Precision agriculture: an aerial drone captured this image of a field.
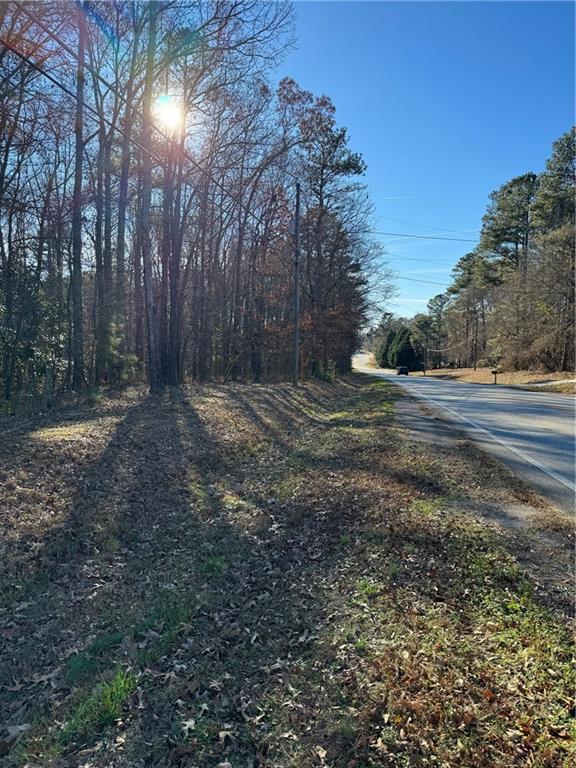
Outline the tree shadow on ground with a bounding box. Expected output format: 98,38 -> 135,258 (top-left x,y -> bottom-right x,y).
0,384 -> 376,750
0,380 -> 572,767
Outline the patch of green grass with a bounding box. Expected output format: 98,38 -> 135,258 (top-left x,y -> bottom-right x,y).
188,477 -> 210,506
355,637 -> 369,654
274,476 -> 301,500
386,560 -> 401,581
441,527 -> 532,602
335,425 -> 367,437
339,533 -> 351,547
364,528 -> 388,545
60,667 -> 136,746
200,555 -> 229,577
188,720 -> 213,746
65,631 -> 124,686
134,592 -> 196,667
7,738 -> 60,767
355,578 -> 380,600
240,439 -> 268,457
329,409 -> 354,421
409,496 -> 444,517
221,490 -> 245,509
334,713 -> 357,741
89,631 -> 124,657
327,711 -> 359,758
341,624 -> 357,644
468,550 -> 530,592
285,449 -> 315,470
101,535 -> 121,554
152,591 -> 195,628
479,590 -> 574,679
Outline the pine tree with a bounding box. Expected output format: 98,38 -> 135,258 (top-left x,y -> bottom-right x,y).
377,329 -> 396,367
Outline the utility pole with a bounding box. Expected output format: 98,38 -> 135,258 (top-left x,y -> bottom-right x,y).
293,182 -> 301,387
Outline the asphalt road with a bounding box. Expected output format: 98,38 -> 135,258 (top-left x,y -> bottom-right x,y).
354,354 -> 576,513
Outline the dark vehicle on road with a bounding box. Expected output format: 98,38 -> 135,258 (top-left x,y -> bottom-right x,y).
397,366 -> 409,375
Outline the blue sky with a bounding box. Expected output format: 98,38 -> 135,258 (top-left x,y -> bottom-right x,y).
278,1 -> 575,317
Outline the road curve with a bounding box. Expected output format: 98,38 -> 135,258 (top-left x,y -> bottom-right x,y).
354,354 -> 576,513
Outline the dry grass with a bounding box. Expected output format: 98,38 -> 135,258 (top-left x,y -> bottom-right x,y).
422,367 -> 575,388
520,382 -> 576,394
0,377 -> 573,767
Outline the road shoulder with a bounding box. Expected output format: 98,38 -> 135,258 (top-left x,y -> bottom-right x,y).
389,385 -> 574,615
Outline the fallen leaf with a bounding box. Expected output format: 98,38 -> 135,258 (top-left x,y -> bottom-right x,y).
314,745 -> 327,761
180,718 -> 196,736
7,724 -> 32,738
4,681 -> 24,692
481,688 -> 496,702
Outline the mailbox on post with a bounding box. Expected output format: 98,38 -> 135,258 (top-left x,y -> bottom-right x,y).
491,369 -> 498,384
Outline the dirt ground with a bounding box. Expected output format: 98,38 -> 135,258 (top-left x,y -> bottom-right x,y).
0,376 -> 574,767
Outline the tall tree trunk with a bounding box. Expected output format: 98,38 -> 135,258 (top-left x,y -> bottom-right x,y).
71,2 -> 86,390
116,14 -> 141,340
103,140 -> 113,370
167,149 -> 185,385
140,1 -> 162,393
94,137 -> 105,383
159,153 -> 172,378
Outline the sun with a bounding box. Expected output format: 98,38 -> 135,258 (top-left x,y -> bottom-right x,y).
154,95 -> 183,132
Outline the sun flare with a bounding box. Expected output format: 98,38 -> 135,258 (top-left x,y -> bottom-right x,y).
154,94 -> 183,132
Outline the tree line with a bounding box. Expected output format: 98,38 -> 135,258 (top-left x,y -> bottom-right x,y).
370,128 -> 575,372
0,1 -> 383,411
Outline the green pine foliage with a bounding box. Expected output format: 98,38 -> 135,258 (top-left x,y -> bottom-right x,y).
388,327 -> 422,371
376,330 -> 397,367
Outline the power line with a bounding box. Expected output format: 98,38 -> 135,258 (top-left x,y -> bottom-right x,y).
423,339 -> 469,353
393,273 -> 559,296
377,214 -> 478,235
386,255 -> 454,265
397,275 -> 448,286
370,230 -> 478,243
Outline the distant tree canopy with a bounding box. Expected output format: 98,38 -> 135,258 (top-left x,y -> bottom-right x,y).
388,327 -> 421,370
0,2 -> 387,411
370,128 -> 575,373
376,329 -> 397,368
373,323 -> 422,371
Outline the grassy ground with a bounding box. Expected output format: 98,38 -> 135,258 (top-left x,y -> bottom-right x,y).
420,368 -> 576,393
0,376 -> 574,767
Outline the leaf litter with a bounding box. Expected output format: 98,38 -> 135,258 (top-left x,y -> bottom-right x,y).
0,377 -> 573,767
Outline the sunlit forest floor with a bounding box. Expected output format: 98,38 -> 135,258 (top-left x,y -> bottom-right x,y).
0,377 -> 574,767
